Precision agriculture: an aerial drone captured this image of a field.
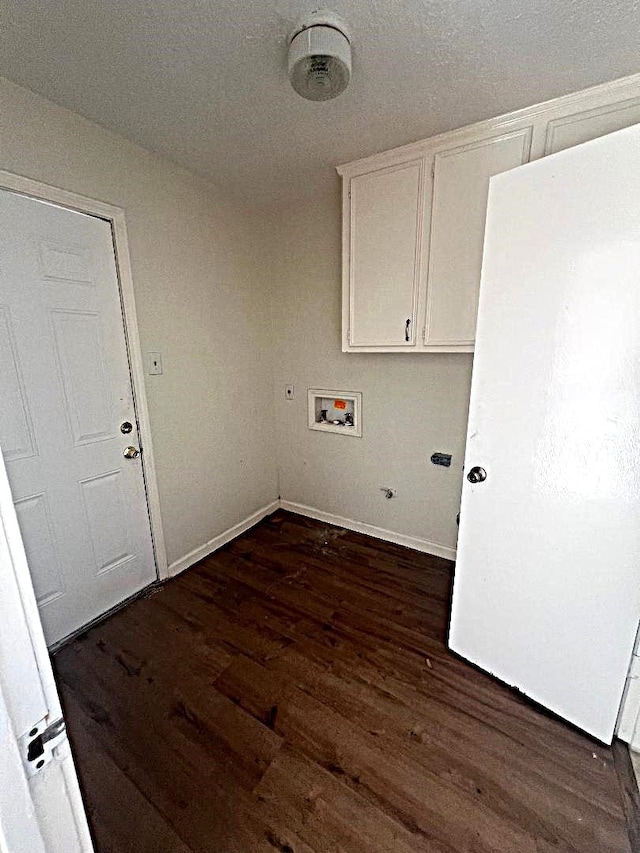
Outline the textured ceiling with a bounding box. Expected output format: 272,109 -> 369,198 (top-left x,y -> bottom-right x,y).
1,0 -> 639,207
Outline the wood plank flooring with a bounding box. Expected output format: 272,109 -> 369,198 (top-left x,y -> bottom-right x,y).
53,511 -> 637,852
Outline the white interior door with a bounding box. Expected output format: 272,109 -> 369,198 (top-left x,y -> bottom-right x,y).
449,123 -> 640,744
0,190 -> 156,645
0,447 -> 92,852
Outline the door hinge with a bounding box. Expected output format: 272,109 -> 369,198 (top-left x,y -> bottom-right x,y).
347,328 -> 351,344
19,717 -> 66,777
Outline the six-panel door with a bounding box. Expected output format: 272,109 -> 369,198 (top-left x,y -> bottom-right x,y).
0,190 -> 157,645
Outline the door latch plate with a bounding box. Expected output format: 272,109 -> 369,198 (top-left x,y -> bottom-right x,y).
19,717 -> 66,777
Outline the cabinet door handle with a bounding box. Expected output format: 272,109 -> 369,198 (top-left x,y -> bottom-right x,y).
405,318 -> 411,341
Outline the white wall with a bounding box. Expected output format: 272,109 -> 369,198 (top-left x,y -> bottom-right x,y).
263,180 -> 473,556
0,79 -> 278,571
0,77 -> 470,570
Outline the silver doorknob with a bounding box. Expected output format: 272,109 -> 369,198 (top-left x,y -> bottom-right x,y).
123,446 -> 140,459
467,466 -> 487,483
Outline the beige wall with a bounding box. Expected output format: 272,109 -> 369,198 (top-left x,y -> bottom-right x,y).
0,77 -> 472,568
264,180 -> 473,555
0,79 -> 278,570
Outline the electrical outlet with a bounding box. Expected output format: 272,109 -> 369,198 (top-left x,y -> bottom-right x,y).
284,384 -> 295,400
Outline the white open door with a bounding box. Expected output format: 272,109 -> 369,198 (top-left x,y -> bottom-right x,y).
450,122 -> 640,744
0,448 -> 92,851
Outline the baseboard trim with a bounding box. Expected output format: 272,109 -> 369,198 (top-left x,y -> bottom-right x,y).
167,500 -> 280,578
279,500 -> 457,561
166,497 -> 456,579
613,741 -> 640,848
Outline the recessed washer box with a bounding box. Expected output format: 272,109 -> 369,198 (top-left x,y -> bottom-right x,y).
308,389 -> 362,437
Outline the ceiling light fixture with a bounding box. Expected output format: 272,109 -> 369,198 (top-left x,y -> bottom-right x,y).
288,10 -> 351,102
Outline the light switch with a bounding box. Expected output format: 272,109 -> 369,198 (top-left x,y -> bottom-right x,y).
147,352 -> 163,375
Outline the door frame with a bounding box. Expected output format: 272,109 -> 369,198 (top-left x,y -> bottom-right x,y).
0,447 -> 93,851
0,168 -> 168,582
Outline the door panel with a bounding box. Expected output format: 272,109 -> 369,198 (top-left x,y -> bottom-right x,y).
50,310 -> 115,445
0,190 -> 156,645
0,307 -> 37,461
349,160 -> 423,346
79,469 -> 134,574
425,128 -> 532,346
14,493 -> 65,606
40,240 -> 93,283
0,450 -> 92,852
449,123 -> 640,744
544,96 -> 640,155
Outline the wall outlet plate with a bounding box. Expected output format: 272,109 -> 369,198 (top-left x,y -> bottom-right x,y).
285,384 -> 295,400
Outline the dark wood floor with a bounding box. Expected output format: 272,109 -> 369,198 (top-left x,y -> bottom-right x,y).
53,511 -> 638,853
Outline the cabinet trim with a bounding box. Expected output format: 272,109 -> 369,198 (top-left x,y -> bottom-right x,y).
337,72 -> 640,179
347,158 -> 425,348
544,95 -> 640,155
339,69 -> 640,354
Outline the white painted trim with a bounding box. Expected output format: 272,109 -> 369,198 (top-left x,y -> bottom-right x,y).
543,94 -> 640,156
339,71 -> 640,355
630,751 -> 640,794
167,495 -> 456,580
279,500 -> 457,561
631,750 -> 640,791
0,169 -> 168,581
618,626 -> 640,750
423,126 -> 533,349
0,450 -> 93,851
167,500 -> 280,578
109,211 -> 167,579
617,649 -> 640,742
631,718 -> 640,753
336,71 -> 640,177
347,159 -> 425,350
0,677 -> 47,853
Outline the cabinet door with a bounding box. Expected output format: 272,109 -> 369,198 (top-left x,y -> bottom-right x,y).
424,128 -> 532,348
347,159 -> 424,348
544,96 -> 640,155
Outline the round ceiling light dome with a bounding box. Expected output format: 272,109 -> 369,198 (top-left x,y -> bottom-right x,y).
288,10 -> 351,102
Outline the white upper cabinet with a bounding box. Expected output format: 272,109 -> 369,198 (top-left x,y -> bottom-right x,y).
348,159 -> 424,347
424,129 -> 532,349
338,72 -> 640,353
543,96 -> 640,155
